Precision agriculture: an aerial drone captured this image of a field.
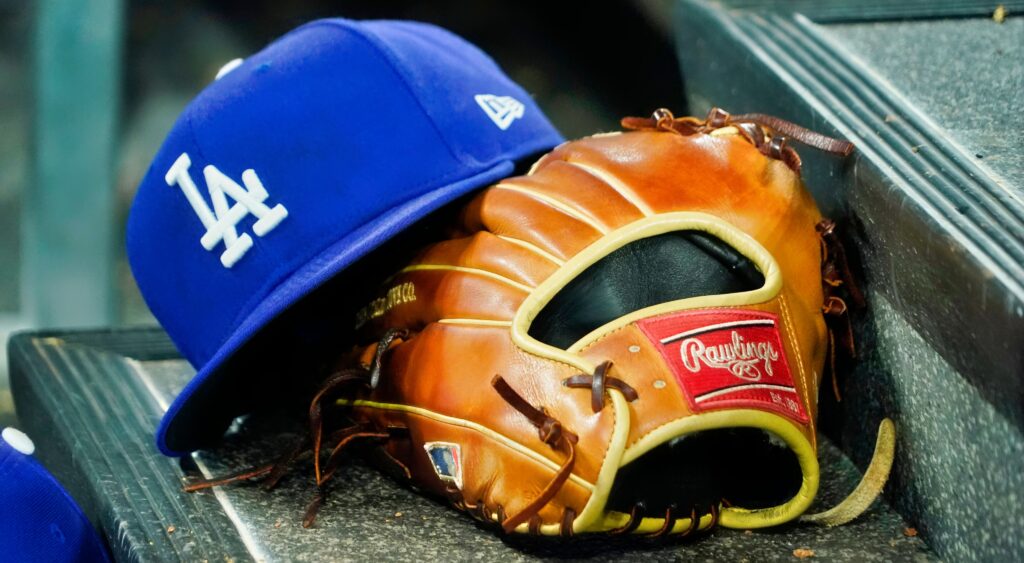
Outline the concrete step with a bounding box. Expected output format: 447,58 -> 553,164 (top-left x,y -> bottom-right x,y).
673,2 -> 1024,561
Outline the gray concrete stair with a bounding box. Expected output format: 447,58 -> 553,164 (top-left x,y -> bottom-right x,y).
673,2 -> 1024,560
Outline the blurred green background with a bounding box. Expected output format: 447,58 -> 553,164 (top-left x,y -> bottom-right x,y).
0,0 -> 681,427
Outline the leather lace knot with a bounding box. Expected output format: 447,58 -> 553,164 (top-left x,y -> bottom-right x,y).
562,361 -> 639,412
539,418 -> 567,446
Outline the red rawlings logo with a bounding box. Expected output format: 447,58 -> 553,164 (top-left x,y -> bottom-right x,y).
637,309 -> 808,423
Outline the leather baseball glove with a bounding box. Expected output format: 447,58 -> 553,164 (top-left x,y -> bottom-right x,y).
189,108 -> 894,537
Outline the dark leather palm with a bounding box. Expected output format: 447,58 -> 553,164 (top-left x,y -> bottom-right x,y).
530,231 -> 765,349
606,428 -> 803,514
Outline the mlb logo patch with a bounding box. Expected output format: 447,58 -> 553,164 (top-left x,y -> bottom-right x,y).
424,442 -> 463,490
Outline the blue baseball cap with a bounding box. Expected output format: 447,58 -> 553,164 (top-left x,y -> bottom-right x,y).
0,428 -> 110,561
127,19 -> 564,456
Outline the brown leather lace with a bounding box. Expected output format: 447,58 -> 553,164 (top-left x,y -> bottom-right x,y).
565,362 -> 634,415
301,427 -> 389,527
730,112 -> 854,155
181,420 -> 388,527
491,375 -> 578,533
622,107 -> 855,173
184,330 -> 406,527
562,361 -> 639,412
307,368 -> 371,483
369,328 -> 408,388
609,503 -> 644,535
816,219 -> 864,402
817,220 -> 864,309
607,501 -> 721,536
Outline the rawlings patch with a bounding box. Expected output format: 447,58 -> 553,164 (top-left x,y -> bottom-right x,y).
424,442 -> 463,489
637,309 -> 808,423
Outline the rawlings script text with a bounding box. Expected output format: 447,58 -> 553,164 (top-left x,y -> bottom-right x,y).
679,330 -> 779,381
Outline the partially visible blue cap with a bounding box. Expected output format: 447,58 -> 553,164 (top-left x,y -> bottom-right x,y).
0,428 -> 110,561
126,19 -> 564,456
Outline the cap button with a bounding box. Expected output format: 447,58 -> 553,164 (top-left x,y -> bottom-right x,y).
2,427 -> 36,455
215,58 -> 245,80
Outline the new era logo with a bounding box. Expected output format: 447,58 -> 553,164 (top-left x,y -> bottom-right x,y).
474,94 -> 525,130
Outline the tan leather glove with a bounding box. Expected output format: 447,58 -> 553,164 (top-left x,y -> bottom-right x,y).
331,108 -> 890,536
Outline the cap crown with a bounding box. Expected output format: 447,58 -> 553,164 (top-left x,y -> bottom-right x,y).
127,19 -> 562,370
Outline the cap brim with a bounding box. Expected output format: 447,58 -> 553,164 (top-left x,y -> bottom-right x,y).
156,161 -> 515,456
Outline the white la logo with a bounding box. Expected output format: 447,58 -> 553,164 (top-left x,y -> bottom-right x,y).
474,94 -> 525,130
164,153 -> 288,268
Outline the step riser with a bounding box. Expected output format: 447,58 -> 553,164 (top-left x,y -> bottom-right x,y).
674,2 -> 1024,560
